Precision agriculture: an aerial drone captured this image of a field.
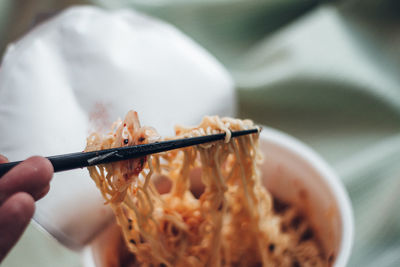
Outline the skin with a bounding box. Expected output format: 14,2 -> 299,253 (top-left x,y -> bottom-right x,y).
0,155 -> 53,263
153,168 -> 205,197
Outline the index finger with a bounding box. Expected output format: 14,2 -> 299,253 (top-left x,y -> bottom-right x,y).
0,156 -> 53,204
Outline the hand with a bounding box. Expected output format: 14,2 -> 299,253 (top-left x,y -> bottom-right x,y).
153,167 -> 205,197
0,155 -> 53,262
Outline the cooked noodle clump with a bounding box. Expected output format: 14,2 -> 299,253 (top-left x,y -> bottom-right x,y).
86,110 -> 327,267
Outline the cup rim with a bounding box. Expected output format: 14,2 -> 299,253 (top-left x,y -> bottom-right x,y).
81,126 -> 354,267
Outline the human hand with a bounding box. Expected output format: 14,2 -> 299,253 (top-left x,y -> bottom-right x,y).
0,155 -> 53,262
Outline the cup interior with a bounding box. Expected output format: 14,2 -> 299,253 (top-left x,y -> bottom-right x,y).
82,127 -> 353,267
258,128 -> 353,266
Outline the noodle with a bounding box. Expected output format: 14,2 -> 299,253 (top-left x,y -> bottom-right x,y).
85,110 -> 328,267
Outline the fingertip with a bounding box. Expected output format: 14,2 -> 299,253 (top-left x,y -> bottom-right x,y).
25,156 -> 54,184
153,174 -> 172,195
6,192 -> 35,221
37,185 -> 50,200
189,168 -> 204,198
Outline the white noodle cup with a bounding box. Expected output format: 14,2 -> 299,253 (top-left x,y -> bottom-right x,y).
81,126 -> 353,267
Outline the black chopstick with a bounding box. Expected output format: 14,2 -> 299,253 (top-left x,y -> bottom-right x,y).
0,128 -> 259,177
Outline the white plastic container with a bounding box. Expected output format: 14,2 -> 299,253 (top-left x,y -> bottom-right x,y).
82,126 -> 354,267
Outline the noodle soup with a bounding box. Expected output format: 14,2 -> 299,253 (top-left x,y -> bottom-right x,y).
82,127 -> 353,267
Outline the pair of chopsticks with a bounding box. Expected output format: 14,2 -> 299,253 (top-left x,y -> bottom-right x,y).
0,128 -> 259,177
